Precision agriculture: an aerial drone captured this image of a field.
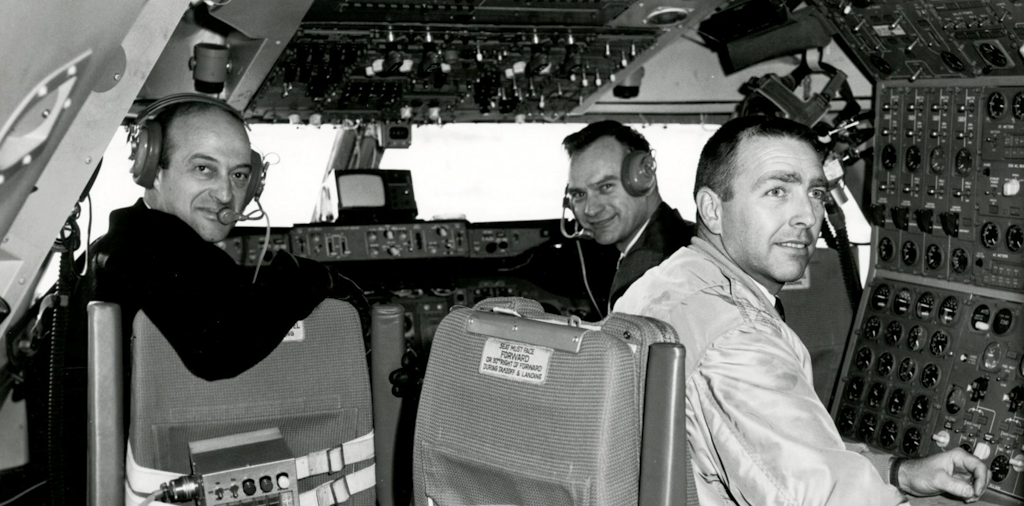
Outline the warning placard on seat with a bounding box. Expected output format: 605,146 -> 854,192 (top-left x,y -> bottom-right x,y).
479,338 -> 553,385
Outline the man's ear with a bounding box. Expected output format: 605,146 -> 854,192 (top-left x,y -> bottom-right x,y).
696,187 -> 723,236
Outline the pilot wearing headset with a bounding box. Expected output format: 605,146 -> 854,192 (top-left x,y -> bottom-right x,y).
563,120 -> 695,313
73,95 -> 369,382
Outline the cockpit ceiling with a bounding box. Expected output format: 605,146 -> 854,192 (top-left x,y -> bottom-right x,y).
245,1 -> 703,124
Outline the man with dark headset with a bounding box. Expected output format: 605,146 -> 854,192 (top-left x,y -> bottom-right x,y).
72,95 -> 370,383
562,120 -> 695,314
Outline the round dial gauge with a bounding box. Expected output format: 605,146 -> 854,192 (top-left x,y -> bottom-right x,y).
901,427 -> 922,456
925,244 -> 943,270
864,316 -> 882,339
921,363 -> 940,388
881,144 -> 898,170
1013,92 -> 1024,120
846,375 -> 865,402
929,147 -> 946,174
930,331 -> 949,356
916,292 -> 935,319
888,388 -> 907,414
954,148 -> 972,176
905,146 -> 922,172
837,406 -> 857,435
901,241 -> 918,266
911,395 -> 930,422
893,289 -> 912,315
898,358 -> 917,383
907,326 -> 924,351
950,248 -> 969,274
885,321 -> 903,346
879,420 -> 899,448
868,382 -> 888,407
876,353 -> 895,377
939,296 -> 958,324
878,238 -> 895,262
855,347 -> 873,371
857,413 -> 878,441
1007,225 -> 1022,252
981,222 -> 999,249
870,284 -> 891,310
988,91 -> 1006,119
992,455 -> 1010,483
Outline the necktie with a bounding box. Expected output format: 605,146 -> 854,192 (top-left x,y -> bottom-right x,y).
774,297 -> 786,323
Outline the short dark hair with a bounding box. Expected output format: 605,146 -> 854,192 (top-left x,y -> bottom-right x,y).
153,102 -> 244,170
562,120 -> 651,158
694,115 -> 822,201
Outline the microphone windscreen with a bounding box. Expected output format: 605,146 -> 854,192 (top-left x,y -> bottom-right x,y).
218,208 -> 240,225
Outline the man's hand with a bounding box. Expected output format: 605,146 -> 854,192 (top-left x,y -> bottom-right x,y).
898,448 -> 990,502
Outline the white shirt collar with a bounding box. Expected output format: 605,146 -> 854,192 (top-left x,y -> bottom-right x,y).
751,279 -> 778,306
617,217 -> 652,266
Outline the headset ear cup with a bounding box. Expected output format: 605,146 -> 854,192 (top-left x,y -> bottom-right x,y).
621,150 -> 656,197
244,150 -> 266,205
130,120 -> 163,189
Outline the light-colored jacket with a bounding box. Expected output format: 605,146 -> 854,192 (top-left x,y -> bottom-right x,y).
615,237 -> 906,506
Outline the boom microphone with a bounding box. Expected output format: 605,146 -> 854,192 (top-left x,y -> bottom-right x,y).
217,208 -> 248,225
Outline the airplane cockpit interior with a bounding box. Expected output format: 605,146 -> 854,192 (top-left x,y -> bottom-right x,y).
1,0 -> 1022,505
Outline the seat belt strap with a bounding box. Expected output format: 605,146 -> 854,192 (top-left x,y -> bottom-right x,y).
295,431 -> 375,479
298,464 -> 376,506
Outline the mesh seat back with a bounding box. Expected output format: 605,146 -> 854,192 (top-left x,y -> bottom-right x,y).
129,299 -> 374,503
413,297 -> 668,506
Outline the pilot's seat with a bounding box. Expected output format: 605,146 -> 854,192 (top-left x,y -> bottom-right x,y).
412,297 -> 695,506
122,298 -> 376,506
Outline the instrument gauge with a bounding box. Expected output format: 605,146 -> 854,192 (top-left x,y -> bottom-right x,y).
898,358 -> 917,383
971,305 -> 991,332
939,296 -> 958,324
885,321 -> 903,346
954,148 -> 972,176
901,427 -> 922,456
921,363 -> 940,388
879,420 -> 899,448
911,395 -> 930,422
864,316 -> 882,340
905,146 -> 921,172
870,284 -> 891,310
855,347 -> 873,371
950,248 -> 969,274
993,308 -> 1013,335
846,375 -> 865,402
988,91 -> 1006,119
991,455 -> 1010,483
1013,92 -> 1024,120
857,413 -> 878,441
915,292 -> 935,319
1007,225 -> 1022,252
930,330 -> 950,356
868,381 -> 888,407
901,240 -> 918,266
837,406 -> 857,435
907,326 -> 924,351
878,238 -> 895,262
981,222 -> 999,249
877,353 -> 895,377
888,388 -> 907,414
893,289 -> 912,315
925,244 -> 943,270
881,144 -> 898,170
929,146 -> 945,174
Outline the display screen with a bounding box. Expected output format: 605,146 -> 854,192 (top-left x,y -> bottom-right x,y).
337,173 -> 386,208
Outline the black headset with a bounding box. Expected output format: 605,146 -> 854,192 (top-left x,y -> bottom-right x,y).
129,93 -> 266,206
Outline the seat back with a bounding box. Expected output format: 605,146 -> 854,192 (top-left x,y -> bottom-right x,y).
128,298 -> 374,505
412,297 -> 685,506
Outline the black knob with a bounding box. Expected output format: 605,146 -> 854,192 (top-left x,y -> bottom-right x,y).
259,476 -> 274,493
242,479 -> 256,496
914,209 -> 934,233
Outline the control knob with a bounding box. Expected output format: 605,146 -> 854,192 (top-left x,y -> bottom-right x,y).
973,441 -> 991,460
1005,178 -> 1021,197
931,430 -> 950,448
